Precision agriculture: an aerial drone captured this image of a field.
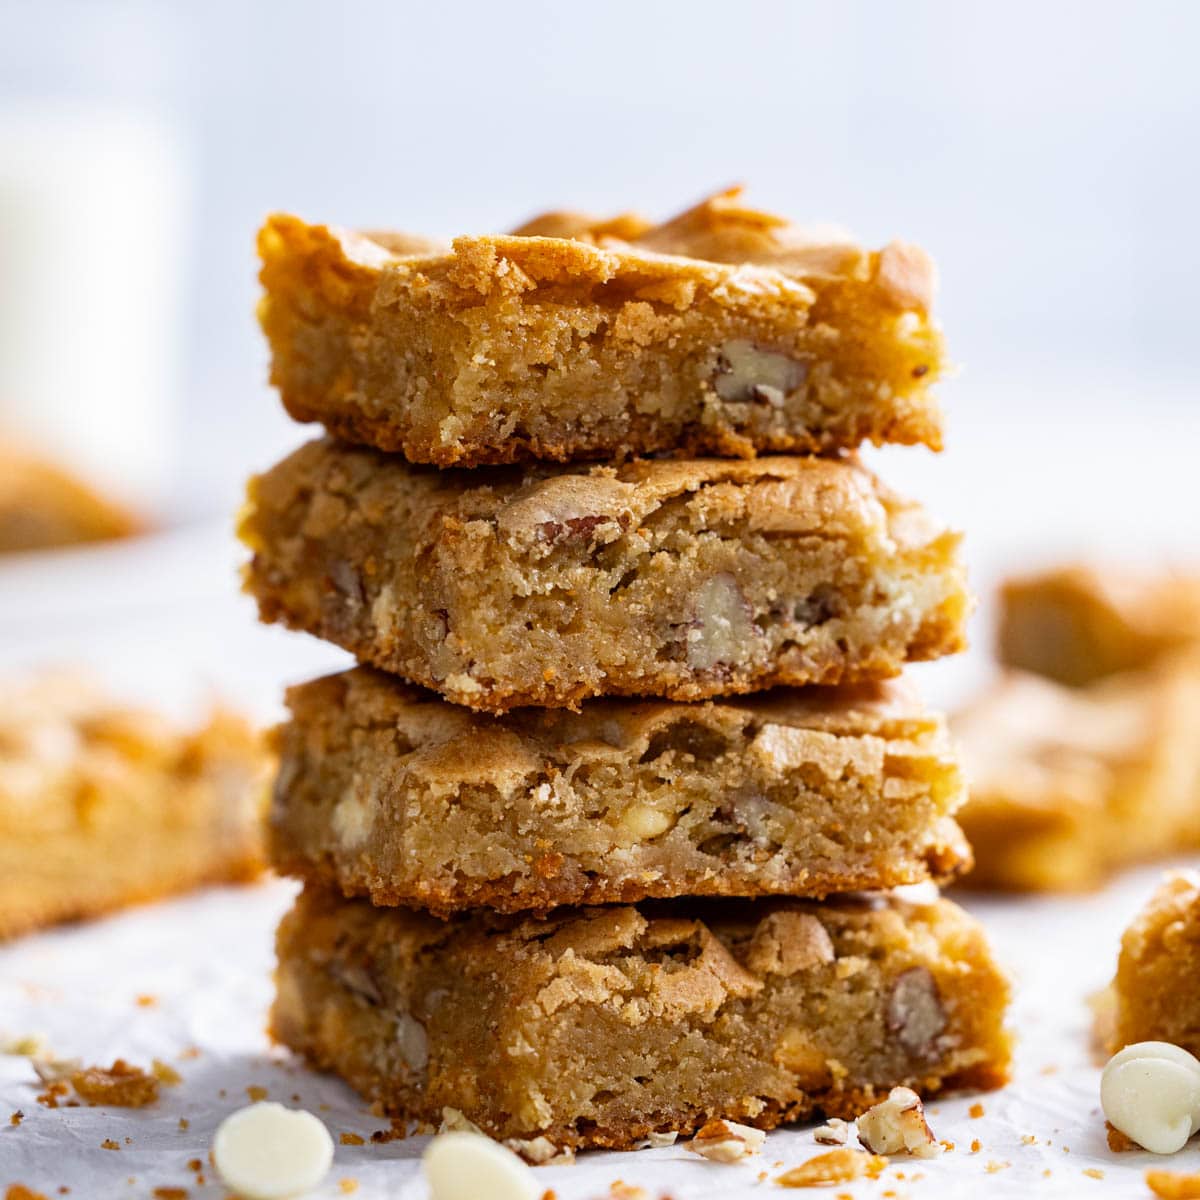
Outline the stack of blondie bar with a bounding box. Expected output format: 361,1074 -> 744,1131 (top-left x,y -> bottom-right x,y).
240,190 -> 1011,1154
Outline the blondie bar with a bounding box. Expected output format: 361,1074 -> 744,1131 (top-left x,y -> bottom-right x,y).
0,440 -> 141,554
0,673 -> 271,939
1105,871 -> 1200,1057
270,667 -> 969,913
998,564 -> 1200,687
954,662 -> 1200,891
241,439 -> 968,712
257,189 -> 946,466
272,887 -> 1011,1151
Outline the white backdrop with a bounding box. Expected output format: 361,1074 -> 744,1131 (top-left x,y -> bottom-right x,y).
1,0 -> 1198,511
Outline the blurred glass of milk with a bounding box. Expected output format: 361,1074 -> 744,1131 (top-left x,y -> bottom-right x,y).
0,103 -> 187,511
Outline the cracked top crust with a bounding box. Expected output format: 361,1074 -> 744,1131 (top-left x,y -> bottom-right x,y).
286,187 -> 934,314
287,665 -> 945,781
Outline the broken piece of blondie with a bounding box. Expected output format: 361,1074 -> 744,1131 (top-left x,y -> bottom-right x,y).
0,673 -> 271,939
954,662 -> 1200,891
257,189 -> 946,467
998,563 -> 1200,687
1105,871 -> 1200,1058
272,887 -> 1011,1151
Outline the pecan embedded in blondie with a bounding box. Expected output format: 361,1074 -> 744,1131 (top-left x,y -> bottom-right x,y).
0,673 -> 271,939
240,439 -> 969,712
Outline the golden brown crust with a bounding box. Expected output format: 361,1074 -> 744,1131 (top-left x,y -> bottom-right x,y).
954,659 -> 1200,891
241,440 -> 969,712
270,666 -> 970,913
0,441 -> 142,554
272,887 -> 1011,1150
257,189 -> 946,466
0,672 -> 272,939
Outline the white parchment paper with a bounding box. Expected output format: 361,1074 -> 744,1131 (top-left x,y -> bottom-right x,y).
4,852 -> 1198,1198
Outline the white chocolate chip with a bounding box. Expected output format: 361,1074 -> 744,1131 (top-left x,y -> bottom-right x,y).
619,803 -> 675,839
423,1130 -> 538,1200
856,1086 -> 941,1159
1101,1041 -> 1200,1154
212,1102 -> 333,1200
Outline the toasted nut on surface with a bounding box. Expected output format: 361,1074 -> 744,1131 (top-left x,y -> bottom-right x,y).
856,1086 -> 941,1159
813,1117 -> 850,1146
687,1118 -> 766,1162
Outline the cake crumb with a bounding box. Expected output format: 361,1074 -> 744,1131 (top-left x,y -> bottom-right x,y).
71,1060 -> 158,1108
151,1059 -> 181,1086
1106,1121 -> 1137,1152
968,1102 -> 985,1118
1147,1169 -> 1200,1198
776,1148 -> 886,1187
177,1117 -> 189,1131
970,1139 -> 981,1154
135,994 -> 157,1008
151,1189 -> 188,1200
1021,1134 -> 1038,1145
10,1109 -> 22,1125
940,1140 -> 955,1152
1082,1168 -> 1104,1180
100,1138 -> 120,1151
340,1132 -> 365,1145
178,1047 -> 201,1061
35,1081 -> 69,1108
338,1182 -> 358,1195
5,1188 -> 49,1200
245,1085 -> 268,1102
985,1160 -> 1010,1173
